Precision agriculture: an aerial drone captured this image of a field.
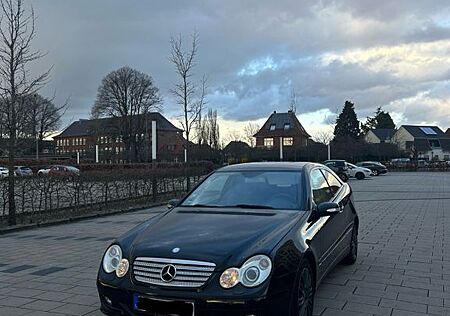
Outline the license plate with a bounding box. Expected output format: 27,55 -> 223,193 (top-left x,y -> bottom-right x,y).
133,294 -> 195,316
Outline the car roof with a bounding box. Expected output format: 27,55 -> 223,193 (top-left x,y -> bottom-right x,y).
217,162 -> 316,172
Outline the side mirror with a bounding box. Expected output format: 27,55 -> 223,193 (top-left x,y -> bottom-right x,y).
167,199 -> 180,209
316,202 -> 341,217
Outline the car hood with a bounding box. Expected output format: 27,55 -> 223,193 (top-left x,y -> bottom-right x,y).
126,207 -> 305,268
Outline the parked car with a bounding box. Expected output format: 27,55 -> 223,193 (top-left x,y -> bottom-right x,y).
37,166 -> 52,176
323,159 -> 349,182
417,160 -> 429,168
48,165 -> 80,177
391,158 -> 410,167
356,161 -> 388,176
346,163 -> 372,180
14,166 -> 33,176
97,162 -> 358,316
0,167 -> 9,178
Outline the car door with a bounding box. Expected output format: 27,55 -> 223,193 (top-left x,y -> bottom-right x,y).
308,168 -> 353,279
306,168 -> 335,277
318,169 -> 354,276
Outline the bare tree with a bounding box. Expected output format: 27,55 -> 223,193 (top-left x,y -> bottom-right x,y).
0,0 -> 51,225
312,129 -> 333,145
288,88 -> 297,113
243,122 -> 259,147
91,66 -> 162,162
198,108 -> 220,149
23,94 -> 66,156
169,32 -> 207,162
225,130 -> 244,144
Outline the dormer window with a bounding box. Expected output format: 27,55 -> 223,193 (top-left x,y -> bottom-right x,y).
269,124 -> 276,131
284,123 -> 290,130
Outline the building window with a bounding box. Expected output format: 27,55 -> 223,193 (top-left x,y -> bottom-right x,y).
283,137 -> 293,146
269,124 -> 276,131
444,155 -> 449,160
284,123 -> 290,130
264,138 -> 274,148
429,140 -> 441,148
167,145 -> 176,151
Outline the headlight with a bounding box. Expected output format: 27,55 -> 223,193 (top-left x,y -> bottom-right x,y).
103,245 -> 122,273
219,255 -> 272,289
219,267 -> 240,289
116,258 -> 129,278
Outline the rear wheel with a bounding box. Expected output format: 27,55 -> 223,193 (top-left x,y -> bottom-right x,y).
372,169 -> 379,176
338,173 -> 348,182
355,172 -> 365,180
342,226 -> 358,265
291,259 -> 314,316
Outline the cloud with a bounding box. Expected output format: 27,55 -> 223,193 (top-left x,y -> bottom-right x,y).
24,0 -> 450,133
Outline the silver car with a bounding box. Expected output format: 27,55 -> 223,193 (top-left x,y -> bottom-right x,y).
0,167 -> 9,178
14,166 -> 33,176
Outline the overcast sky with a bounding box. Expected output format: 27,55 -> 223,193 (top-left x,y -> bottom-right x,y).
31,0 -> 450,138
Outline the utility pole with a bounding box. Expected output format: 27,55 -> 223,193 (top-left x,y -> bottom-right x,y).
151,121 -> 157,161
279,137 -> 283,161
36,137 -> 39,160
328,143 -> 331,160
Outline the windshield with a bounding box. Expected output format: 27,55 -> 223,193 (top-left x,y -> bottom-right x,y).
181,171 -> 304,210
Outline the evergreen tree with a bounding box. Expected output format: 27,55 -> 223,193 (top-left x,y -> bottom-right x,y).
361,107 -> 395,134
376,111 -> 395,129
333,101 -> 361,141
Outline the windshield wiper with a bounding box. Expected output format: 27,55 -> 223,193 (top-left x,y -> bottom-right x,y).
182,204 -> 221,208
227,204 -> 275,209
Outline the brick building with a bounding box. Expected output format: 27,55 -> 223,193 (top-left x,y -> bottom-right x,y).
254,110 -> 310,149
53,113 -> 184,162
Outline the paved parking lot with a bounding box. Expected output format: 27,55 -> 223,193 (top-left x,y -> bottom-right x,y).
0,172 -> 449,316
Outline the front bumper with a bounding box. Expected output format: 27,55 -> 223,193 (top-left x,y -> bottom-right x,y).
97,280 -> 289,316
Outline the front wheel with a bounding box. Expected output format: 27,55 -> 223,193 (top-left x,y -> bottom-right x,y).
291,260 -> 314,316
373,169 -> 379,176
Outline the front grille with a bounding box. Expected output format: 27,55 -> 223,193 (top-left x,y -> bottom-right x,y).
133,257 -> 216,288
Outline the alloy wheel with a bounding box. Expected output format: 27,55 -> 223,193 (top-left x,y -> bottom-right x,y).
350,228 -> 358,259
297,266 -> 314,316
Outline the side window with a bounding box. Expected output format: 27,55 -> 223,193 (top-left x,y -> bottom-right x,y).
322,169 -> 342,195
310,169 -> 333,204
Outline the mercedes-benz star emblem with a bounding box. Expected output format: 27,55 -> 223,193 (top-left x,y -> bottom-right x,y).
172,247 -> 180,253
160,264 -> 177,283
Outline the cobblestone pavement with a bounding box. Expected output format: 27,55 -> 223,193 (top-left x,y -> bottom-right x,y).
0,172 -> 449,316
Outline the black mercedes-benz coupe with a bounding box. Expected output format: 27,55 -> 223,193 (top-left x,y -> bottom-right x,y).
97,162 -> 358,316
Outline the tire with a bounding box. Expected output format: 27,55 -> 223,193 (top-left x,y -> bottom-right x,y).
291,259 -> 315,316
338,173 -> 348,182
355,172 -> 365,180
373,169 -> 379,176
342,225 -> 358,265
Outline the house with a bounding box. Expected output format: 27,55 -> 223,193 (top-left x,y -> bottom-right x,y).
254,110 -> 310,149
365,129 -> 395,144
223,141 -> 250,163
53,112 -> 184,162
392,125 -> 450,161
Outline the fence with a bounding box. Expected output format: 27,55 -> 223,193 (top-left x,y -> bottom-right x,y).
0,162 -> 214,227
